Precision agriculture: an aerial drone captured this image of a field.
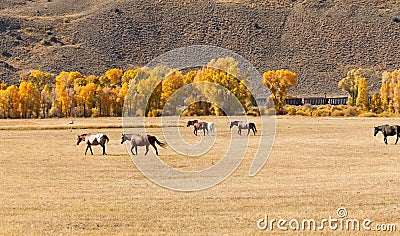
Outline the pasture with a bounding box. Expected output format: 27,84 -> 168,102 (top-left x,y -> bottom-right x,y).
1,116 -> 400,234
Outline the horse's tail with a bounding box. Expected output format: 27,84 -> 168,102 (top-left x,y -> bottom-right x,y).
152,136 -> 167,148
103,134 -> 110,143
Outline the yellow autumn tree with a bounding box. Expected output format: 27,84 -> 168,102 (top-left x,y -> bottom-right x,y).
122,69 -> 140,84
28,70 -> 52,91
110,86 -> 121,116
380,72 -> 391,111
41,84 -> 53,118
19,81 -> 40,118
97,86 -> 113,116
6,85 -> 20,118
338,68 -> 363,106
75,82 -> 98,117
381,70 -> 400,113
355,77 -> 369,111
263,69 -> 298,114
161,70 -> 184,115
105,68 -> 123,87
54,71 -> 76,117
370,93 -> 383,114
118,81 -> 130,115
0,84 -> 8,118
137,75 -> 162,116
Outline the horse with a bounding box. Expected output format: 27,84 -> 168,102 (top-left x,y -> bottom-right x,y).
77,133 -> 109,155
230,121 -> 257,136
374,124 -> 400,145
206,122 -> 215,135
120,134 -> 166,156
187,120 -> 208,136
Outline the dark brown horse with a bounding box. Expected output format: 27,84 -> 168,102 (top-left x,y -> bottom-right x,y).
374,125 -> 400,145
230,121 -> 257,135
121,134 -> 166,155
77,133 -> 109,155
187,120 -> 208,136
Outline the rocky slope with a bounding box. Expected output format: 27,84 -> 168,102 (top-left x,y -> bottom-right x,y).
0,0 -> 399,96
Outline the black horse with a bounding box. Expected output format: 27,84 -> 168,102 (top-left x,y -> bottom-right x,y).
374,124 -> 400,145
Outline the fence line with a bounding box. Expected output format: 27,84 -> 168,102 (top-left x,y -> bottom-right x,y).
255,97 -> 349,106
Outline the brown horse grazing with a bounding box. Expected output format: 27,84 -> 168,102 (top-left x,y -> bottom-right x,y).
77,133 -> 109,155
187,120 -> 208,136
374,125 -> 400,145
121,134 -> 166,156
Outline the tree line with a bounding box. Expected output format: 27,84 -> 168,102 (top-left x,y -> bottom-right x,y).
2,57 -> 398,119
0,57 -> 297,118
338,68 -> 400,115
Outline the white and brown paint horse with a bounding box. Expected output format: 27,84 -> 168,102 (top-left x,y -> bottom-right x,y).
77,133 -> 109,155
121,134 -> 166,156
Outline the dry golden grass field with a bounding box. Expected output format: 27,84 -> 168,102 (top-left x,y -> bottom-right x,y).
1,116 -> 400,235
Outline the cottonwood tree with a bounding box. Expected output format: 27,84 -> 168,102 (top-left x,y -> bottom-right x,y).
338,68 -> 364,106
19,81 -> 40,118
6,85 -> 20,118
161,70 -> 184,115
380,70 -> 400,113
105,68 -> 123,88
28,70 -> 53,91
356,77 -> 369,111
262,69 -> 297,114
370,93 -> 383,114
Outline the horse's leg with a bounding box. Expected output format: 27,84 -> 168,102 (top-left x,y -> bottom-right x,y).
247,127 -> 250,135
85,145 -> 89,155
396,133 -> 399,145
135,146 -> 138,155
252,127 -> 256,136
384,135 -> 388,145
130,145 -> 135,155
152,143 -> 158,156
102,144 -> 106,155
203,128 -> 206,136
238,127 -> 241,135
145,145 -> 149,155
89,145 -> 93,155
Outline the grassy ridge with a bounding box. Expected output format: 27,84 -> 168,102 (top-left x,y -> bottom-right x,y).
1,0 -> 400,95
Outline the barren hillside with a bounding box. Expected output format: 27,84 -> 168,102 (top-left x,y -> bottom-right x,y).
0,0 -> 399,96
